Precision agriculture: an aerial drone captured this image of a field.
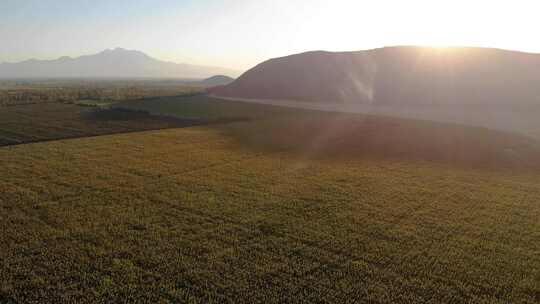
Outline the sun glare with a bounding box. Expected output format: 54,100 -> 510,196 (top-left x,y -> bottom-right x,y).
286,0 -> 540,57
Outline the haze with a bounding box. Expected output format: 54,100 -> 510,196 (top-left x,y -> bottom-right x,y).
1,0 -> 540,71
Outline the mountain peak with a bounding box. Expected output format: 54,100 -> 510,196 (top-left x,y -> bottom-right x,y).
100,47 -> 145,55
92,48 -> 154,63
102,47 -> 128,52
0,49 -> 240,79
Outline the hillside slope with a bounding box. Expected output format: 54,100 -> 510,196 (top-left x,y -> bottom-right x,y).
211,46 -> 540,106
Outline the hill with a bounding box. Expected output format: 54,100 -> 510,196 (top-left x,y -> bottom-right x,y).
0,48 -> 240,79
200,75 -> 235,86
210,46 -> 540,106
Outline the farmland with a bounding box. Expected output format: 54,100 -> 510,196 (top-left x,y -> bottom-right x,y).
2,96 -> 540,303
0,79 -> 203,106
0,101 -> 243,146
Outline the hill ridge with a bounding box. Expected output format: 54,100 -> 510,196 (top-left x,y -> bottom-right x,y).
211,46 -> 540,106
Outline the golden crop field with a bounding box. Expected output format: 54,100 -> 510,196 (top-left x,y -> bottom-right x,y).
2,97 -> 540,303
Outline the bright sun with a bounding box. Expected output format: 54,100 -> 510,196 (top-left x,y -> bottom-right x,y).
287,0 -> 540,55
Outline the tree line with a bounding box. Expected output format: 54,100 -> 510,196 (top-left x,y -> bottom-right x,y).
0,86 -> 202,106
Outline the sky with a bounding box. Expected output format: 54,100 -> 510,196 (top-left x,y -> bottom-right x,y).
1,0 -> 539,71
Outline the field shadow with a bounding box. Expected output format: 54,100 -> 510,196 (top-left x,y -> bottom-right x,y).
83,107 -> 203,124
214,112 -> 540,172
92,96 -> 540,172
0,104 -> 248,147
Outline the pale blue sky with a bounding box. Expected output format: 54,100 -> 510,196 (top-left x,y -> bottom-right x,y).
1,0 -> 539,71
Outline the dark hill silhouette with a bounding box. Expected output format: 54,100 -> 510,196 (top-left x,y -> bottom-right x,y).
200,75 -> 235,86
211,46 -> 540,106
0,48 -> 239,79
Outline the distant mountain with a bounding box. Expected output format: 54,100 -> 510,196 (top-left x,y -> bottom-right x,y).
211,46 -> 540,106
200,75 -> 235,86
0,48 -> 239,79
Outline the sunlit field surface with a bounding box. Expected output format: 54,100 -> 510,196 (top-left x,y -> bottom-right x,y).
2,97 -> 540,303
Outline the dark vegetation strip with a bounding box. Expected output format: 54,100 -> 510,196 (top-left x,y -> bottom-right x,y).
0,100 -> 63,107
0,107 -> 248,148
0,122 -> 228,148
